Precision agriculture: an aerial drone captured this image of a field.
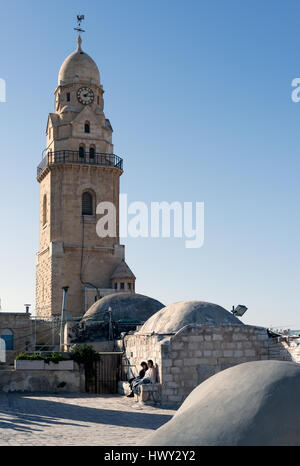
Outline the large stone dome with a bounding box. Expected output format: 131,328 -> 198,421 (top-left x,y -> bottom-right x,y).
58,42 -> 100,86
81,293 -> 164,323
139,301 -> 242,334
144,360 -> 300,446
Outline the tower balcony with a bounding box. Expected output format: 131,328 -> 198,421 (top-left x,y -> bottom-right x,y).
37,150 -> 123,178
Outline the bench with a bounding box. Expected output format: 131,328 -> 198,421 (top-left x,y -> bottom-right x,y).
118,380 -> 162,404
134,383 -> 162,404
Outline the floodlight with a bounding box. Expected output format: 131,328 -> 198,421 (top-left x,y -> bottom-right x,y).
231,305 -> 248,317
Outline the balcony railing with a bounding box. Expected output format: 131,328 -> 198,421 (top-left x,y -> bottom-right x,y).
37,150 -> 123,176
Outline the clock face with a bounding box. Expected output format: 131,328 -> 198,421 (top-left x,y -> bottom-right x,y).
77,87 -> 94,105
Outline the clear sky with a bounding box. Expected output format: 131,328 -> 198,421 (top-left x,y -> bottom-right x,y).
0,0 -> 299,328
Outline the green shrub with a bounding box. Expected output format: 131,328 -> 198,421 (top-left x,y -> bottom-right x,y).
69,345 -> 99,392
69,344 -> 99,365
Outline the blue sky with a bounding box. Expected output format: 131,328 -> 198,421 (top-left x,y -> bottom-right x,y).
0,0 -> 299,328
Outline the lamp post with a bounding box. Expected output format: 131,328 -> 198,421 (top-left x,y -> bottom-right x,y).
60,287 -> 69,352
108,306 -> 113,341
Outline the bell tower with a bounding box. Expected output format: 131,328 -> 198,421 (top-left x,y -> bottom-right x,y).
36,19 -> 135,319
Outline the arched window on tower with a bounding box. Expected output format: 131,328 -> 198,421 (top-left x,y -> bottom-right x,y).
43,194 -> 47,226
89,146 -> 95,159
84,122 -> 90,134
79,145 -> 85,158
82,191 -> 93,216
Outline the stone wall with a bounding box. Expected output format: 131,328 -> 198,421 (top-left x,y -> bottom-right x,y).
124,324 -> 292,406
0,313 -> 34,364
159,324 -> 270,405
0,365 -> 84,393
123,333 -> 167,382
268,335 -> 300,363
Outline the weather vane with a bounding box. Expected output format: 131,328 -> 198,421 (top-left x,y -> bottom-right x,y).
74,15 -> 85,50
74,14 -> 85,34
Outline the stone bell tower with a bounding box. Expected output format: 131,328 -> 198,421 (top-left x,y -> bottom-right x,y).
36,21 -> 135,319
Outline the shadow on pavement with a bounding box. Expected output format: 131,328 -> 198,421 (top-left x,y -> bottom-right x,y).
0,393 -> 174,434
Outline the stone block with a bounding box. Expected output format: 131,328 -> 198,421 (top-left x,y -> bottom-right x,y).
173,359 -> 183,367
162,359 -> 172,367
232,334 -> 248,341
167,381 -> 179,388
46,361 -> 74,371
189,336 -> 204,342
172,342 -> 184,350
183,358 -> 198,366
167,395 -> 182,403
188,343 -> 199,351
203,342 -> 214,350
212,334 -> 223,341
15,360 -> 45,370
164,389 -> 175,396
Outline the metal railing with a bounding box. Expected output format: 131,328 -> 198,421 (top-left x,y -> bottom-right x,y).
37,150 -> 123,176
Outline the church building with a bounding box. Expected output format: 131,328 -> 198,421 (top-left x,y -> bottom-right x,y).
36,28 -> 135,319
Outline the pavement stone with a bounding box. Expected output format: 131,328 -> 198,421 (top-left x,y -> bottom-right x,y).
0,393 -> 175,446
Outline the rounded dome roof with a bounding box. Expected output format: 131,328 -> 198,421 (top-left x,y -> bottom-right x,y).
58,43 -> 100,86
81,293 -> 164,323
144,360 -> 300,446
139,301 -> 242,334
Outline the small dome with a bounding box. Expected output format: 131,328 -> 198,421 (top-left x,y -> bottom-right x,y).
144,360 -> 300,446
58,42 -> 100,86
139,301 -> 242,334
81,293 -> 164,323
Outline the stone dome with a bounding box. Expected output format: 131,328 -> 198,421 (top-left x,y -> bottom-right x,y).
144,360 -> 300,446
81,293 -> 164,323
139,301 -> 242,334
58,41 -> 100,86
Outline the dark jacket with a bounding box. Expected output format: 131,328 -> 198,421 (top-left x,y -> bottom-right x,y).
139,368 -> 146,379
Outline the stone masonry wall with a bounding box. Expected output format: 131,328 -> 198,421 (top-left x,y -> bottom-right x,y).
268,335 -> 300,363
160,324 -> 270,405
0,366 -> 84,393
0,313 -> 34,364
123,333 -> 168,382
124,324 -> 277,406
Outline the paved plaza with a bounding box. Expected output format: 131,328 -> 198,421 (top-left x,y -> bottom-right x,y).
0,393 -> 175,446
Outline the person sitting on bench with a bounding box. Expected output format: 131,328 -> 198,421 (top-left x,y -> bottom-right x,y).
127,361 -> 147,397
131,360 -> 157,396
